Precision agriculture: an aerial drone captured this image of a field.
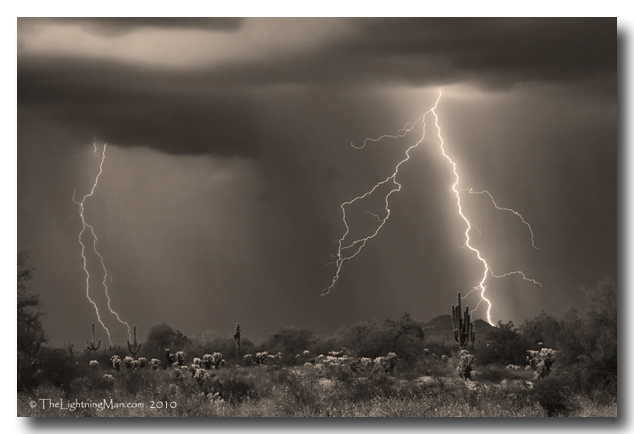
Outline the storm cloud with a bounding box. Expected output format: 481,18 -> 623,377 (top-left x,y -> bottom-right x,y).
18,18 -> 615,156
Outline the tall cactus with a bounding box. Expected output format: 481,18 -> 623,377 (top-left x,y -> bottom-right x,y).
86,323 -> 101,354
452,293 -> 475,347
64,341 -> 74,356
127,325 -> 142,356
233,323 -> 241,358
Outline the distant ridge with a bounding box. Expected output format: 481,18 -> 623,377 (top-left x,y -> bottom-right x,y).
422,315 -> 496,339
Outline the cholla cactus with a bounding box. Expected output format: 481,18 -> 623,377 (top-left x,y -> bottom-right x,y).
329,350 -> 344,357
103,373 -> 115,383
374,352 -> 398,374
122,356 -> 134,368
441,354 -> 449,363
175,351 -> 185,366
194,368 -> 208,384
350,357 -> 373,373
506,364 -> 521,371
89,360 -> 99,369
456,350 -> 475,380
255,351 -> 269,366
424,348 -> 429,357
243,354 -> 255,366
131,359 -> 140,369
359,357 -> 373,370
302,350 -> 310,357
201,352 -> 224,369
149,358 -> 161,370
212,352 -> 224,369
526,348 -> 557,379
138,357 -> 147,369
165,349 -> 175,367
192,357 -> 202,366
323,355 -> 340,366
111,355 -> 122,371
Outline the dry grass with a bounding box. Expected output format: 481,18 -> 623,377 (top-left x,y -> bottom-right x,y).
17,363 -> 617,417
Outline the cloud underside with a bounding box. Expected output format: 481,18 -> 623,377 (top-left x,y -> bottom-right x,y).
23,17 -> 245,36
18,18 -> 616,156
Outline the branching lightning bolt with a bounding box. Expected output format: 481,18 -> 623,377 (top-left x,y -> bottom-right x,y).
73,143 -> 131,345
460,188 -> 539,250
325,90 -> 543,326
323,99 -> 440,296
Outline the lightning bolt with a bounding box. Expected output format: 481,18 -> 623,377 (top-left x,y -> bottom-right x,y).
73,143 -> 131,345
323,99 -> 439,296
460,188 -> 539,250
325,90 -> 542,326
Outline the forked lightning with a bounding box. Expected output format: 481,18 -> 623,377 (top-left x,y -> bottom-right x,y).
325,91 -> 542,325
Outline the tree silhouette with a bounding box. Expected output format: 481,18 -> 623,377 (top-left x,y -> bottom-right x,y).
17,250 -> 48,355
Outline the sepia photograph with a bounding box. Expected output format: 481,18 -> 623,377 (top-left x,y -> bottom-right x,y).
16,16 -> 617,418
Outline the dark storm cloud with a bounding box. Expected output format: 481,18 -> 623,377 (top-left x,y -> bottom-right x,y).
26,17 -> 244,36
205,18 -> 615,89
357,18 -> 616,86
18,57 -> 259,156
17,18 -> 616,156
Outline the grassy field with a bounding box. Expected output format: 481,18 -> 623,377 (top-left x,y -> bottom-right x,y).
17,354 -> 617,417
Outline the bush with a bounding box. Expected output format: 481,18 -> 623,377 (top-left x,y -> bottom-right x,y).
530,375 -> 577,417
24,348 -> 86,393
273,368 -> 322,416
204,368 -> 256,404
475,321 -> 532,365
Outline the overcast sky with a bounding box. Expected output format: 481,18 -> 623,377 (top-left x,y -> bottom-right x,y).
17,17 -> 616,345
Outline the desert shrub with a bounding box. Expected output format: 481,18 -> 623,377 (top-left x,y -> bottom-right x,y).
530,375 -> 577,417
520,277 -> 617,399
26,348 -> 87,393
143,323 -> 189,360
273,368 -> 322,415
186,334 -> 254,363
322,362 -> 354,384
206,369 -> 256,404
114,368 -> 152,396
68,369 -> 116,395
475,321 -> 532,365
341,371 -> 399,403
309,337 -> 340,357
574,276 -> 617,397
259,327 -> 315,360
339,313 -> 425,363
519,311 -> 561,348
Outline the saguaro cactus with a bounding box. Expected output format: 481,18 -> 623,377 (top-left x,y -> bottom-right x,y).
127,325 -> 142,356
452,293 -> 475,347
63,341 -> 74,356
86,323 -> 101,354
233,323 -> 241,357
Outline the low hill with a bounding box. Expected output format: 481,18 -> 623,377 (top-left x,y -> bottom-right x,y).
421,315 -> 496,340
